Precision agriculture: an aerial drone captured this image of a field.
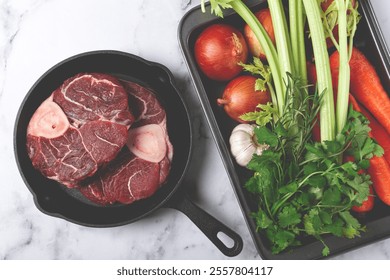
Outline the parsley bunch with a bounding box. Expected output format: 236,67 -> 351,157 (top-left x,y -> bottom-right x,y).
245,77 -> 383,256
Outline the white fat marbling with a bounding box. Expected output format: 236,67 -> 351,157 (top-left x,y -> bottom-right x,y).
0,0 -> 390,260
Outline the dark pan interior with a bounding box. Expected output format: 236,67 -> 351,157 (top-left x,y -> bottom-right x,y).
14,51 -> 192,227
179,0 -> 390,259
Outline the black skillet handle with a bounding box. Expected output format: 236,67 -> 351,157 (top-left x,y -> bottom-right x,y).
166,189 -> 243,257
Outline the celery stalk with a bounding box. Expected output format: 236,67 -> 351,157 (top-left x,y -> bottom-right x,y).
268,0 -> 294,80
335,0 -> 350,134
303,0 -> 335,141
348,1 -> 360,59
229,1 -> 284,114
320,0 -> 360,133
289,0 -> 307,84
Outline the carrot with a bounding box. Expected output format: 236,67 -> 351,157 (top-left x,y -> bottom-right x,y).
330,47 -> 390,135
307,60 -> 317,86
349,95 -> 390,206
369,156 -> 390,206
352,186 -> 375,213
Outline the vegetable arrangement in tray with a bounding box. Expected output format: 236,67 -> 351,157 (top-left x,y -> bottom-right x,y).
195,0 -> 390,256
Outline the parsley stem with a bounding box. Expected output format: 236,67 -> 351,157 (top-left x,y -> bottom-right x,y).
299,165 -> 336,188
271,192 -> 294,216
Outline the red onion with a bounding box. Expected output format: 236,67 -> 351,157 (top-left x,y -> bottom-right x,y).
217,75 -> 271,123
244,8 -> 275,60
194,23 -> 248,81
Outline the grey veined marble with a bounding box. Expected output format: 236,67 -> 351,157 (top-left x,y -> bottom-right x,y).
1,0 -> 390,260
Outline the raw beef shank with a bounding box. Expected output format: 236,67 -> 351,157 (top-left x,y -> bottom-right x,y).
78,80 -> 173,205
26,73 -> 134,187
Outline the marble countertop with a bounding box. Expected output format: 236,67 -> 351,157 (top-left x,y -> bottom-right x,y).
1,0 -> 390,260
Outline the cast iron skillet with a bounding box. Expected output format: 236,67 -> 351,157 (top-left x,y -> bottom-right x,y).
13,51 -> 243,257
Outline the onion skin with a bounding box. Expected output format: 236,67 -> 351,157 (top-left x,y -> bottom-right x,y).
217,75 -> 271,123
244,8 -> 275,60
194,23 -> 248,81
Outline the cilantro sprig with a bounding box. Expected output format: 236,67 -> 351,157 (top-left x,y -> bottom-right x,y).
245,78 -> 383,256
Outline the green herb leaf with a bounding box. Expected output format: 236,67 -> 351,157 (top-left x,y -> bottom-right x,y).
323,140 -> 343,155
322,245 -> 330,257
240,102 -> 277,127
274,121 -> 288,137
319,210 -> 332,225
252,209 -> 273,230
278,205 -> 301,228
267,227 -> 299,254
255,79 -> 267,91
304,209 -> 322,236
322,186 -> 342,206
254,126 -> 279,147
279,182 -> 298,195
202,0 -> 234,18
305,143 -> 326,158
307,175 -> 327,188
323,217 -> 344,237
239,57 -> 272,92
339,211 -> 363,239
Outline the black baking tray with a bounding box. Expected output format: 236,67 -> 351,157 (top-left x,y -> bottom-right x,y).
178,0 -> 390,259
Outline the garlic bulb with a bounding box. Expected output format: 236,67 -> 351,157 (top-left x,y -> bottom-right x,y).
229,124 -> 268,167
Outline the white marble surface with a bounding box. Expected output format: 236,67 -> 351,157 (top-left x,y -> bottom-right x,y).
0,0 -> 390,260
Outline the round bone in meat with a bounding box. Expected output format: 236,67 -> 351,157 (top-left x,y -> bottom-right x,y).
77,80 -> 174,205
127,124 -> 167,163
27,96 -> 69,138
26,73 -> 134,187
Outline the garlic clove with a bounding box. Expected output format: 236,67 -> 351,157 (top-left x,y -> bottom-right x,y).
231,123 -> 255,135
230,131 -> 252,148
229,123 -> 259,167
234,144 -> 257,166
